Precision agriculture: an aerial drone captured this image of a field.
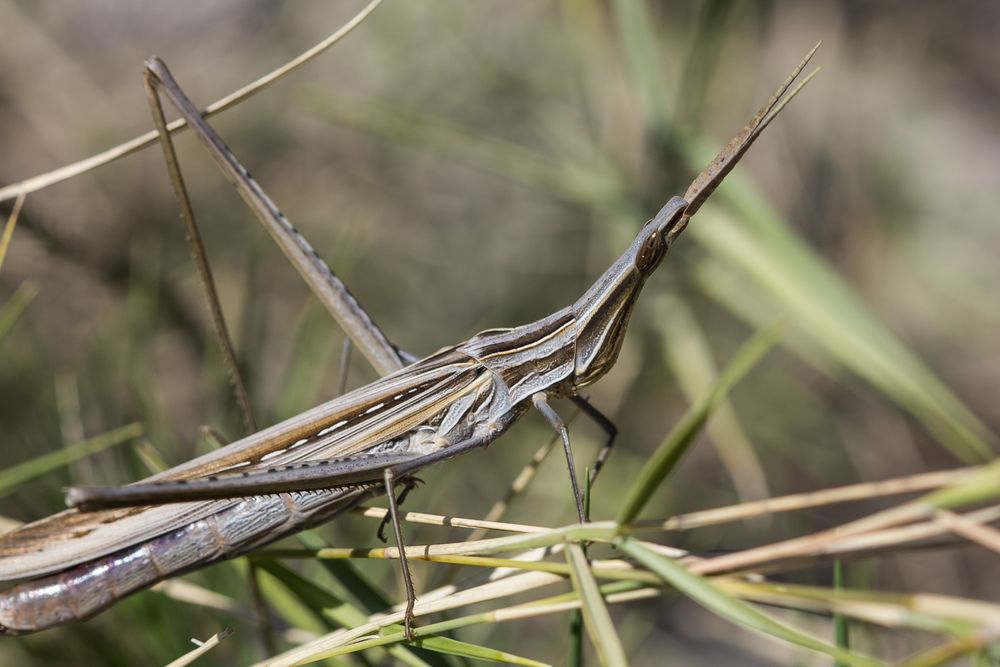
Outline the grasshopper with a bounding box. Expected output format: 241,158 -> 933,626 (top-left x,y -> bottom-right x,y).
0,38 -> 817,637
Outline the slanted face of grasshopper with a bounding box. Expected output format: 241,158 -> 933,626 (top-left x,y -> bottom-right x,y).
0,41 -> 818,636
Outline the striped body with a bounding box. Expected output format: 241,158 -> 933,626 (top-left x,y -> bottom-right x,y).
0,345 -> 505,632
0,209 -> 676,636
0,38 -> 815,634
0,488 -> 373,631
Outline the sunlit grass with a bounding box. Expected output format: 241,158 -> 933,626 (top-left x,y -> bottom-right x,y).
1,2 -> 997,666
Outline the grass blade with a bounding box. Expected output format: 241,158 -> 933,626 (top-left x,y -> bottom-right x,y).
617,538 -> 883,667
688,199 -> 994,463
163,628 -> 233,667
295,531 -> 393,613
564,542 -> 628,667
255,558 -> 443,667
380,625 -> 549,667
0,281 -> 38,344
297,531 -> 459,667
567,605 -> 584,667
674,0 -> 737,125
0,193 -> 25,272
611,0 -> 672,135
242,560 -> 331,635
716,579 -> 996,637
895,639 -> 990,667
304,90 -> 625,211
617,324 -> 782,524
0,422 -> 143,495
833,560 -> 850,667
923,457 -> 1000,510
654,293 -> 769,503
0,0 -> 386,203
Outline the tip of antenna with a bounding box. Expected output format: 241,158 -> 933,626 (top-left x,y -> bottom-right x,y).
678,43 -> 822,222
64,486 -> 105,510
64,487 -> 85,509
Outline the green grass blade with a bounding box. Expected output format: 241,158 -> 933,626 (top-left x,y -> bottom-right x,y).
617,538 -> 884,667
674,0 -> 736,125
718,579 -> 990,637
687,196 -> 994,463
315,627 -> 550,667
834,560 -> 850,667
0,281 -> 38,344
0,193 -> 25,273
922,457 -> 1000,509
568,475 -> 593,667
896,639 -> 988,667
691,256 -> 841,379
250,559 -> 340,634
567,607 -> 584,667
133,439 -> 169,475
295,532 -> 392,612
379,625 -> 548,667
654,293 -> 770,502
295,533 -> 456,667
255,559 -> 440,667
611,0 -> 672,135
564,542 -> 628,667
280,580 -> 648,665
0,422 -> 143,495
617,324 -> 782,524
303,90 -> 626,212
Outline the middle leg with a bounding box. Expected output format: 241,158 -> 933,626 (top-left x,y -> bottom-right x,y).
569,395 -> 618,487
532,392 -> 586,523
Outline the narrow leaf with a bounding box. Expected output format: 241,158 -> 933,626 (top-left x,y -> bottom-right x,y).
381,625 -> 549,667
0,422 -> 143,495
611,0 -> 672,134
617,538 -> 883,667
253,559 -> 347,624
833,560 -> 850,667
688,201 -> 994,463
923,457 -> 1000,510
617,324 -> 782,524
164,628 -> 233,667
565,542 -> 628,667
655,292 -> 769,503
0,193 -> 25,273
296,531 -> 394,613
895,639 -> 988,667
248,559 -> 333,634
0,281 -> 38,344
255,558 -> 441,667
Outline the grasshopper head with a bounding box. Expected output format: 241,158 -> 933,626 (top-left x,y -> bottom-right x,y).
571,196 -> 687,388
569,43 -> 820,390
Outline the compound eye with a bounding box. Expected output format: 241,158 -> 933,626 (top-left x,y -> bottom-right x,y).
636,230 -> 665,272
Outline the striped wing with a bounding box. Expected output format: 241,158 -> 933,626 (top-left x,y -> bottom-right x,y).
0,347 -> 485,580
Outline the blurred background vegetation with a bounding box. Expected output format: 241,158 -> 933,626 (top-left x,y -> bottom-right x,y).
0,1 -> 998,665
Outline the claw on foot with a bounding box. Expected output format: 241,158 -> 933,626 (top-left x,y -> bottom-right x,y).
403,600 -> 416,641
377,476 -> 422,542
